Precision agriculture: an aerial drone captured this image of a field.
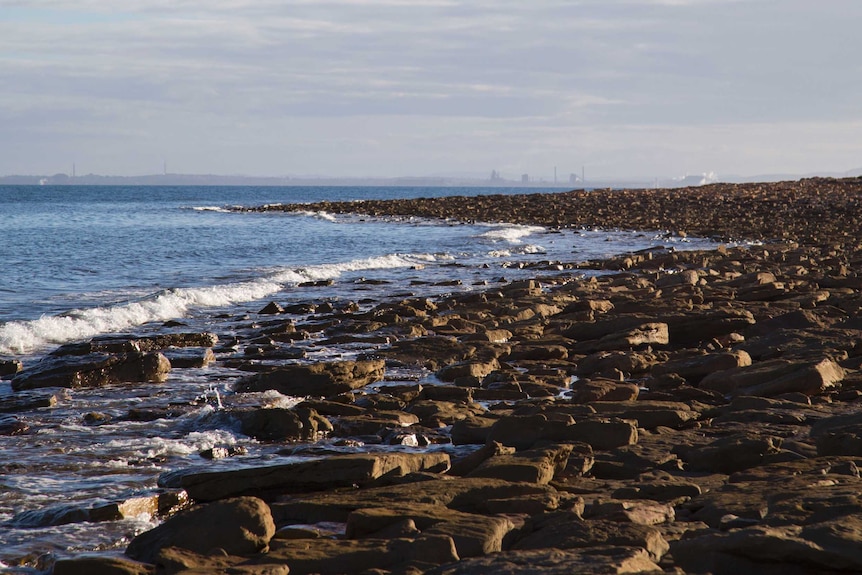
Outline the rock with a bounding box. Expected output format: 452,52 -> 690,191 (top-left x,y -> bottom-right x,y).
586,499 -> 675,525
571,323 -> 669,353
567,380 -> 640,403
163,453 -> 451,502
52,332 -> 218,355
651,350 -> 752,383
449,442 -> 516,477
233,408 -> 310,441
153,546 -> 290,575
263,535 -> 458,574
0,388 -> 66,412
161,347 -> 216,368
52,555 -> 155,575
675,433 -> 783,474
672,521 -> 862,574
700,358 -> 845,397
0,358 -> 23,378
259,301 -> 285,314
271,478 -> 558,524
11,352 -> 171,390
125,496 -> 275,564
234,359 -> 385,397
437,359 -> 501,382
512,513 -> 669,561
424,547 -> 662,575
346,504 -> 518,557
466,444 -> 572,484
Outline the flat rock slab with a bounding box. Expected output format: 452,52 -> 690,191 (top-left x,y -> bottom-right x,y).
259,535 -> 459,574
346,503 -> 518,557
11,352 -> 171,390
167,452 -> 451,502
272,478 -> 559,524
425,546 -> 662,575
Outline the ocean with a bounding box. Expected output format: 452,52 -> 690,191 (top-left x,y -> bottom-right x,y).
0,185 -> 715,571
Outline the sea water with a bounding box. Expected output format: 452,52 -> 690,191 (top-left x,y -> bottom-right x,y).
0,185 -> 716,571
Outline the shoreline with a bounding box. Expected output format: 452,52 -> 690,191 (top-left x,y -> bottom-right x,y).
10,177 -> 862,574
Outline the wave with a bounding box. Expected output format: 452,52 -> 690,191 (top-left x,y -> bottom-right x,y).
476,224 -> 545,244
0,253 -> 433,356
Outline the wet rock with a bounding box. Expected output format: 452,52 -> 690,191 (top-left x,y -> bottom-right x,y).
232,407 -> 330,441
11,352 -> 171,390
0,358 -> 23,378
164,452 -> 451,502
258,301 -> 285,314
161,347 -> 216,368
52,332 -> 218,355
234,359 -> 385,397
0,388 -> 66,413
126,496 -> 275,564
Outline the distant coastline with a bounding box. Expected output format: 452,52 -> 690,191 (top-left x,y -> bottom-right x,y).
1,168 -> 861,188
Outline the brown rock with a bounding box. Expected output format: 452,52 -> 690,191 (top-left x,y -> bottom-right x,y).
513,513 -> 669,561
346,504 -> 518,557
11,352 -> 171,390
165,453 -> 451,502
125,496 -> 275,564
466,444 -> 572,484
52,555 -> 155,575
423,547 -> 661,575
234,359 -> 385,397
262,535 -> 458,574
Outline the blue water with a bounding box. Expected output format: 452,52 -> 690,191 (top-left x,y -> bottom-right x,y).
1,184 -> 710,358
0,184 -> 717,571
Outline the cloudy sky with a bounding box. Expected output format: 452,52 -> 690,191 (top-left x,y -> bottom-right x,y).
1,0 -> 860,181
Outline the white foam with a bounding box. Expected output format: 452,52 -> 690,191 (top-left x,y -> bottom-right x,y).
477,224 -> 545,244
0,253 -> 437,355
191,206 -> 232,213
295,210 -> 338,222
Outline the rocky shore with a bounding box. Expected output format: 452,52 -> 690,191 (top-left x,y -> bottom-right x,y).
9,177 -> 862,574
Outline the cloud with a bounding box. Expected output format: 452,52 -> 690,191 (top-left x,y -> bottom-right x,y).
1,0 -> 861,178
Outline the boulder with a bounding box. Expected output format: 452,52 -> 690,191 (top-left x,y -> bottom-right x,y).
234,359 -> 385,397
11,352 -> 171,390
125,496 -> 275,564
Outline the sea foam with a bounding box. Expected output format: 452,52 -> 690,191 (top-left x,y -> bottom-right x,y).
476,224 -> 545,244
0,253 -> 432,356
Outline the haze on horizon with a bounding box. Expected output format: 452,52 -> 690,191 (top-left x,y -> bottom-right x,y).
1,1 -> 860,182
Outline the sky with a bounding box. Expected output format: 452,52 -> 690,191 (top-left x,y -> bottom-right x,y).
1,0 -> 860,181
